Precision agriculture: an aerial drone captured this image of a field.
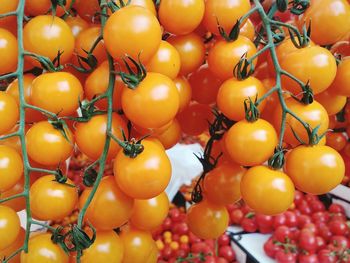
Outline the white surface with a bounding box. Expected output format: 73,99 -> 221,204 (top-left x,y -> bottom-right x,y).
18,210 -> 48,232
227,225 -> 244,234
165,143 -> 203,200
330,184 -> 350,201
232,233 -> 274,263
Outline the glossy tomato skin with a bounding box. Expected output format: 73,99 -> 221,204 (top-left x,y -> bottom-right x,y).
81,231 -> 124,263
177,103 -> 214,136
31,72 -> 84,116
241,166 -> 295,215
300,0 -> 350,45
280,46 -> 337,95
203,162 -> 245,205
84,61 -> 126,111
0,28 -> 17,74
122,72 -> 179,129
285,145 -> 345,195
329,58 -> 350,96
314,89 -> 347,116
130,192 -> 169,230
146,40 -> 181,79
79,176 -> 134,230
187,199 -> 229,239
188,64 -> 223,105
114,139 -> 172,199
21,233 -> 68,263
208,36 -> 257,80
103,6 -> 161,63
0,205 -> 20,251
0,92 -> 19,135
1,178 -> 28,212
26,121 -> 74,166
159,0 -> 205,35
0,0 -> 18,34
203,0 -> 251,35
75,113 -> 127,161
23,15 -> 74,65
65,16 -> 89,38
274,98 -> 329,147
153,118 -> 182,149
0,145 -> 23,192
30,175 -> 78,221
217,77 -> 266,121
167,33 -> 205,76
25,0 -> 72,16
120,228 -> 158,263
173,76 -> 192,113
0,227 -> 24,263
225,119 -> 278,166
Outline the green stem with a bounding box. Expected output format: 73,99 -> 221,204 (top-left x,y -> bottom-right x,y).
30,220 -> 57,232
25,103 -> 57,118
0,193 -> 26,204
0,132 -> 19,141
0,11 -> 17,18
75,1 -> 115,262
0,72 -> 18,80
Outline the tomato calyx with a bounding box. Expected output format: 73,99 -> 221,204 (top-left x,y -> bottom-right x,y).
24,51 -> 64,72
52,223 -> 96,253
244,96 -> 260,122
290,0 -> 310,15
50,0 -> 70,17
109,130 -> 146,158
234,53 -> 255,80
107,0 -> 131,12
83,167 -> 98,187
291,124 -> 327,146
268,146 -> 287,170
218,19 -> 240,42
48,118 -> 72,143
288,23 -> 312,49
53,168 -> 76,187
117,55 -> 147,89
276,0 -> 288,12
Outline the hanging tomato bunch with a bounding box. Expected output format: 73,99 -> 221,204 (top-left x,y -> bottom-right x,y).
0,0 -> 349,262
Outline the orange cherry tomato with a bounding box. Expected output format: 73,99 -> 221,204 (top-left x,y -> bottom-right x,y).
74,26 -> 107,65
280,46 -> 337,95
152,118 -> 182,149
81,231 -> 124,263
120,228 -> 158,263
23,15 -> 75,66
326,132 -> 347,152
130,192 -> 169,230
285,145 -> 345,194
74,0 -> 100,22
121,72 -> 179,129
187,199 -> 229,239
314,89 -> 347,115
79,176 -> 134,230
173,76 -> 192,113
103,6 -> 161,63
30,175 -> 78,221
241,166 -> 295,215
31,72 -> 84,116
159,0 -> 205,35
167,33 -> 206,76
177,103 -> 214,136
188,64 -> 223,105
25,0 -> 72,16
146,40 -> 181,79
114,139 -> 172,199
75,113 -> 127,161
300,0 -> 350,45
0,227 -> 24,263
208,36 -> 257,80
0,28 -> 17,75
65,16 -> 89,38
0,92 -> 19,135
0,0 -> 18,34
259,78 -> 279,123
21,233 -> 69,263
240,19 -> 255,41
26,121 -> 74,166
0,145 -> 23,192
217,77 -> 266,121
84,61 -> 126,111
0,205 -> 20,251
204,163 -> 245,205
225,119 -> 278,166
273,98 -> 329,147
328,58 -> 350,96
203,0 -> 251,35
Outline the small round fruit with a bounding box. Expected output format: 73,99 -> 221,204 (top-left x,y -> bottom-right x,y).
0,145 -> 23,191
30,175 -> 78,221
241,166 -> 295,215
0,92 -> 19,135
0,28 -> 17,74
187,199 -> 229,239
0,205 -> 20,251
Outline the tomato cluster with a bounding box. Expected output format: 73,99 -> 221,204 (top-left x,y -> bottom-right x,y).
228,191 -> 350,263
0,0 -> 349,262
